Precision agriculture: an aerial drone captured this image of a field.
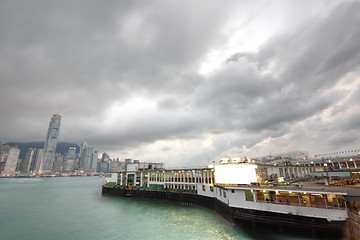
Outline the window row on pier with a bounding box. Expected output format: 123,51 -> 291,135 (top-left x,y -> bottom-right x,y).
117,169 -> 214,190
148,169 -> 214,185
252,190 -> 346,209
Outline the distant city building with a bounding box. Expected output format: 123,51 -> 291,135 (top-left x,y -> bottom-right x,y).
91,150 -> 99,170
79,142 -> 92,169
40,113 -> 61,173
15,147 -> 44,174
79,141 -> 98,171
21,148 -> 36,173
0,162 -> 5,174
0,144 -> 10,174
2,147 -> 20,175
100,161 -> 110,173
78,141 -> 87,165
53,153 -> 64,172
31,149 -> 44,173
15,157 -> 24,172
64,147 -> 76,172
102,158 -> 164,173
124,158 -> 132,165
102,152 -> 110,162
0,144 -> 11,163
109,161 -> 124,172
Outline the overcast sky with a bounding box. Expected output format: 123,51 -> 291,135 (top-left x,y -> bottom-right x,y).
1,0 -> 360,167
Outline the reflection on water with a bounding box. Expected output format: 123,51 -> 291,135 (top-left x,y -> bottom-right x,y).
2,177 -> 42,183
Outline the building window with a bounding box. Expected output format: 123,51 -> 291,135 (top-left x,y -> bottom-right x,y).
231,189 -> 235,193
202,185 -> 206,192
210,186 -> 214,192
245,190 -> 254,201
279,168 -> 284,177
223,190 -> 227,198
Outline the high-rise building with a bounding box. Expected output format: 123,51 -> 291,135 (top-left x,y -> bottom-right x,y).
91,150 -> 99,171
0,144 -> 10,174
15,157 -> 25,172
40,113 -> 61,173
64,147 -> 76,172
53,153 -> 64,172
78,141 -> 86,164
79,146 -> 92,169
99,161 -> 110,173
21,148 -> 35,173
31,149 -> 44,173
0,144 -> 10,163
2,147 -> 20,175
102,152 -> 109,162
79,141 -> 98,171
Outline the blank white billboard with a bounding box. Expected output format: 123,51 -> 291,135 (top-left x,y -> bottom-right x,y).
214,164 -> 257,184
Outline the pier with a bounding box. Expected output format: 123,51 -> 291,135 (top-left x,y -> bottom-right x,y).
102,185 -> 346,238
101,161 -> 360,239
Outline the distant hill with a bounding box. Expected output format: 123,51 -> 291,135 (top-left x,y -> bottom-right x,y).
4,141 -> 80,160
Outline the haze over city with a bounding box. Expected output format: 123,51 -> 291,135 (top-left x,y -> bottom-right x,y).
1,0 -> 360,167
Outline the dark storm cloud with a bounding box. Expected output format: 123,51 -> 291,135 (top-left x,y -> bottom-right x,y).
1,0 -> 360,164
193,1 -> 360,136
0,0 -> 235,141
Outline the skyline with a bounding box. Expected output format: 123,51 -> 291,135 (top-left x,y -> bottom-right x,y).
1,1 -> 360,167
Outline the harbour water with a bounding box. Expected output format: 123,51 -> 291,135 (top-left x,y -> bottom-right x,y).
0,177 -> 314,240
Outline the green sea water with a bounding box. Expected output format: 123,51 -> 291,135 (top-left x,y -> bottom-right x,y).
0,177 -> 312,240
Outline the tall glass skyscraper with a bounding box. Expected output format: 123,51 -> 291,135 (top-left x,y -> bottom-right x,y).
40,113 -> 61,173
64,147 -> 76,172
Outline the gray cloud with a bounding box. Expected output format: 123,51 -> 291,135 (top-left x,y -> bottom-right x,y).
1,0 -> 360,166
195,1 -> 360,134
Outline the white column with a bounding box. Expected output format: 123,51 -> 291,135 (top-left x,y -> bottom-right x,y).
171,172 -> 175,189
181,171 -> 184,189
147,171 -> 150,187
190,171 -> 193,189
140,171 -> 143,187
